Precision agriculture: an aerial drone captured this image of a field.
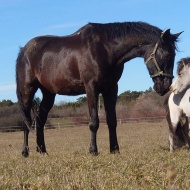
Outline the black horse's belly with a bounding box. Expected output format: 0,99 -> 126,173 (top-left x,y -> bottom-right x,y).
57,80 -> 86,95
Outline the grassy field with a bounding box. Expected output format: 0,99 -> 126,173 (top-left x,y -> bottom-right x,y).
0,120 -> 190,190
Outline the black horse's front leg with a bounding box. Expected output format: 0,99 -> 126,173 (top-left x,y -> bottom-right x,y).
89,108 -> 99,155
22,124 -> 30,157
35,113 -> 47,154
35,91 -> 55,155
86,87 -> 99,155
36,124 -> 47,154
103,85 -> 120,153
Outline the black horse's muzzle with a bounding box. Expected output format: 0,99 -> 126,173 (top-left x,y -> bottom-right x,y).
153,77 -> 172,96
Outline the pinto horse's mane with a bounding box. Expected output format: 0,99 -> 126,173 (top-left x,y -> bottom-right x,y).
177,57 -> 190,75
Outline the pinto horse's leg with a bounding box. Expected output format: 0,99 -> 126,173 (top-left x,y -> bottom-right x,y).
35,89 -> 55,154
102,84 -> 119,153
166,110 -> 181,152
86,86 -> 99,155
183,117 -> 190,148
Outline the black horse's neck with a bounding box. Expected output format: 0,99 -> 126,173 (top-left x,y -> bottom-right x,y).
77,22 -> 167,67
110,35 -> 158,65
84,22 -> 162,65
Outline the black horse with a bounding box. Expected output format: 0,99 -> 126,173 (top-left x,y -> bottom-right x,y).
16,22 -> 182,157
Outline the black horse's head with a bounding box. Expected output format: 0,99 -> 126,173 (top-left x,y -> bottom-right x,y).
145,29 -> 183,96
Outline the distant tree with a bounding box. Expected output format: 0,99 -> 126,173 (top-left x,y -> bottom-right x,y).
118,90 -> 143,102
76,96 -> 87,104
32,97 -> 41,113
0,99 -> 14,107
145,87 -> 154,93
34,97 -> 41,106
64,102 -> 80,108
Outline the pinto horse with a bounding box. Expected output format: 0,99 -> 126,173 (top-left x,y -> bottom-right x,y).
16,22 -> 182,157
168,57 -> 190,151
167,90 -> 190,152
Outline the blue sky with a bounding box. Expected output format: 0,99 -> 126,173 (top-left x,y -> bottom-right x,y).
1,0 -> 190,104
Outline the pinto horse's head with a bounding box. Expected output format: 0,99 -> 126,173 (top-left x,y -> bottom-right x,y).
170,57 -> 190,94
145,29 -> 183,96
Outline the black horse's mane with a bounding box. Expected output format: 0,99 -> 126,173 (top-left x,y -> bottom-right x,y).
78,22 -> 162,42
177,57 -> 190,74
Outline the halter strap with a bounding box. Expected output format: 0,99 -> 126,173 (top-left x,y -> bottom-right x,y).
145,40 -> 174,78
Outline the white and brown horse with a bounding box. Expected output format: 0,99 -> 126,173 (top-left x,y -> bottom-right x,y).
168,57 -> 190,152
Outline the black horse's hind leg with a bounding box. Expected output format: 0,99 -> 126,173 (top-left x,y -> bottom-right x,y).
17,88 -> 37,157
35,89 -> 55,154
102,84 -> 119,153
22,113 -> 32,157
86,87 -> 99,155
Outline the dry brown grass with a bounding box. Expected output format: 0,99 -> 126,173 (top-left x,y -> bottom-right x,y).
1,121 -> 190,189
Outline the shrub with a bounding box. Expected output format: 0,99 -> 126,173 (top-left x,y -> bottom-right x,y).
129,91 -> 166,118
0,104 -> 22,130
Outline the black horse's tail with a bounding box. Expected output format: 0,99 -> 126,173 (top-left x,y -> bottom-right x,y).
16,47 -> 32,130
16,47 -> 23,109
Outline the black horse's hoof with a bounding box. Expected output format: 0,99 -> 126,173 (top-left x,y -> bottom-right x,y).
89,151 -> 99,156
89,147 -> 98,156
42,152 -> 49,156
36,146 -> 48,156
37,145 -> 46,152
22,146 -> 29,157
110,145 -> 120,154
22,151 -> 29,157
110,149 -> 120,154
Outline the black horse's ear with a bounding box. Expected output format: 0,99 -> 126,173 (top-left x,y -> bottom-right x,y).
161,29 -> 171,42
173,31 -> 184,40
